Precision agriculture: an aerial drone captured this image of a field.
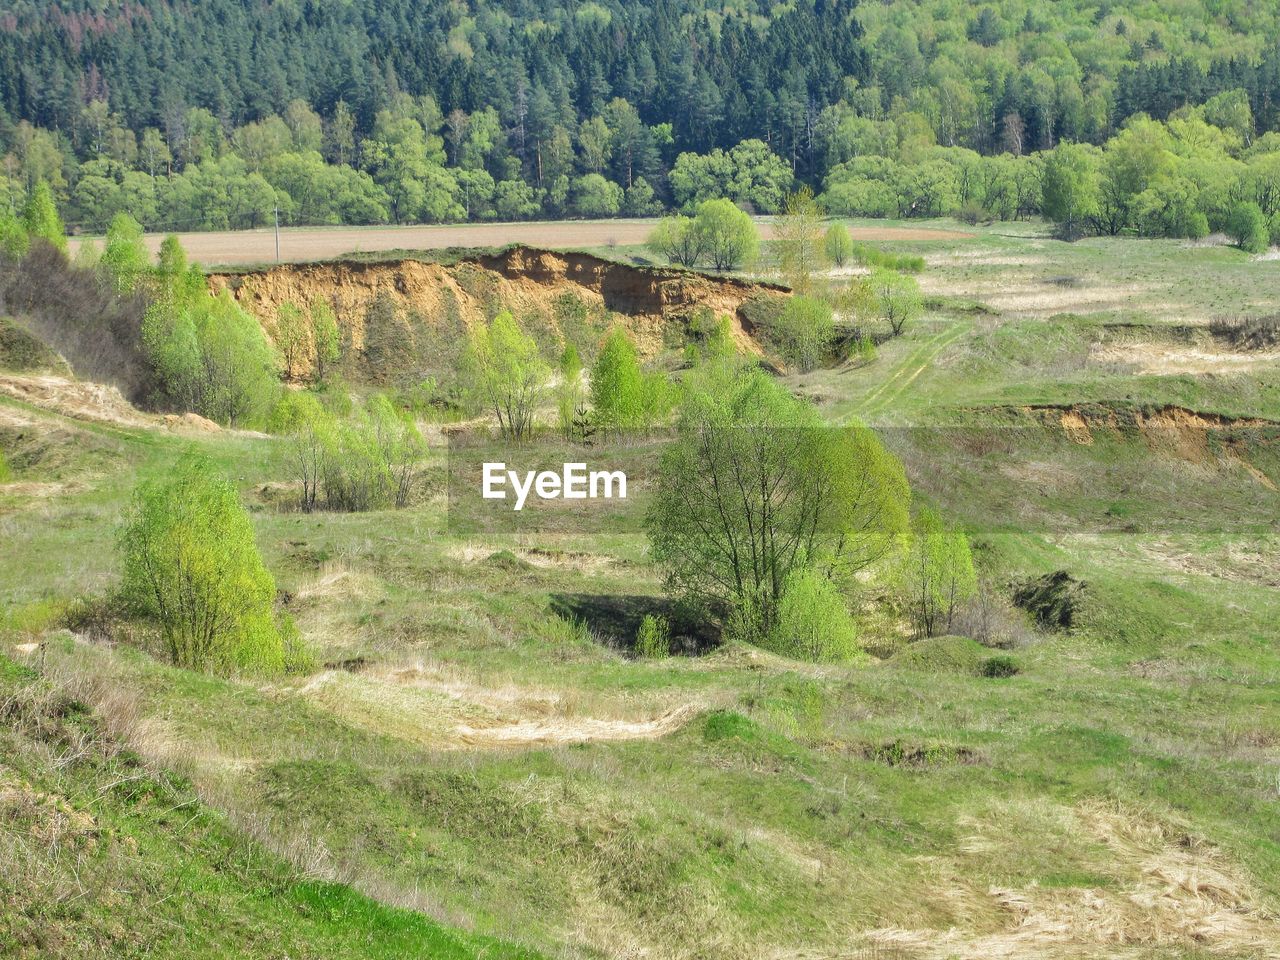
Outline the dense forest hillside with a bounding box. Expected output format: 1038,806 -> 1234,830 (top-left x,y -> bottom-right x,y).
1,0 -> 1279,235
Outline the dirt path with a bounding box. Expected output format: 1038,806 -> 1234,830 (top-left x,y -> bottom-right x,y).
295,660 -> 700,751
851,319 -> 973,421
454,706 -> 696,748
68,219 -> 973,267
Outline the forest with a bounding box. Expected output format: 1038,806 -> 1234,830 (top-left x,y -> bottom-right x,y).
2,0 -> 1280,240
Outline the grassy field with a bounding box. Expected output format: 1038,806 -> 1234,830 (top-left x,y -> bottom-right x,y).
4,219 -> 1280,959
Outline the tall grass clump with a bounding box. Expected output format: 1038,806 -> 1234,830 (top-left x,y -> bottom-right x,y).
635,614 -> 671,659
850,243 -> 925,273
119,455 -> 304,674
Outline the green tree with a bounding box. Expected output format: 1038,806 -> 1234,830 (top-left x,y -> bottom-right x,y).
98,213 -> 150,294
274,302 -> 309,379
280,392 -> 331,512
773,186 -> 828,292
590,327 -> 645,430
647,214 -> 703,266
556,343 -> 584,439
368,393 -> 425,508
21,181 -> 66,252
309,298 -> 341,381
904,507 -> 977,637
119,456 -> 291,674
647,361 -> 909,642
1040,142 -> 1101,237
464,311 -> 548,440
670,139 -> 793,213
824,222 -> 853,267
143,239 -> 281,426
693,198 -> 758,271
570,173 -> 624,217
0,210 -> 28,259
869,268 -> 923,336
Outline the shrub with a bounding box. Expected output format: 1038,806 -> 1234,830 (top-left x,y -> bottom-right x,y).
869,268 -> 924,336
856,334 -> 877,364
980,654 -> 1019,678
591,327 -> 674,432
649,362 -> 909,644
143,238 -> 281,426
119,456 -> 290,674
635,614 -> 671,659
462,310 -> 548,441
771,294 -> 834,371
956,201 -> 990,225
0,449 -> 10,483
850,244 -> 925,273
556,344 -> 584,439
767,567 -> 860,662
1227,201 -> 1270,253
320,409 -> 393,512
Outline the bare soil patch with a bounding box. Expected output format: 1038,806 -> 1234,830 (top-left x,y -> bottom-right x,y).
0,373 -> 149,428
69,220 -> 972,267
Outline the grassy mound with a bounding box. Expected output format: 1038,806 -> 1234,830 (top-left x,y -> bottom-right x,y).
0,655 -> 545,960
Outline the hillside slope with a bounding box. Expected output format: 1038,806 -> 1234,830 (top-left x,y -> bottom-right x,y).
0,655 -> 545,960
207,246 -> 787,380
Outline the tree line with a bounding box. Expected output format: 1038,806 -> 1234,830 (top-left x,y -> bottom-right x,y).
4,0 -> 1280,235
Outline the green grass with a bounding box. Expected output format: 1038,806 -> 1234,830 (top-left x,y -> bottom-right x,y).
3,221 -> 1280,957
0,656 -> 546,960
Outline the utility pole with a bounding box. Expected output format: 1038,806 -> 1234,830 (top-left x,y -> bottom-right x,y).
274,203 -> 281,263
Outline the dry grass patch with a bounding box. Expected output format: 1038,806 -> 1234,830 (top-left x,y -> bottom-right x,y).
866,797 -> 1280,959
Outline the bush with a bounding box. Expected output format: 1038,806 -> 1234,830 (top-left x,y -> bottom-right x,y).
850,244 -> 925,273
904,508 -> 977,637
635,614 -> 671,659
869,268 -> 924,336
770,294 -> 835,371
0,449 -> 10,483
119,456 -> 292,674
980,654 -> 1019,678
591,327 -> 673,432
765,568 -> 860,663
824,223 -> 853,267
1227,201 -> 1270,254
143,239 -> 281,426
956,201 -> 990,225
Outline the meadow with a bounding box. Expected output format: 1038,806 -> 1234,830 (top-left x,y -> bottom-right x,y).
3,218 -> 1279,959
